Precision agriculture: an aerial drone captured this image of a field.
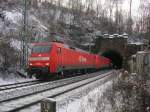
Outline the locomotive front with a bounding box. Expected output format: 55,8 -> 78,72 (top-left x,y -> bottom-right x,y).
27,43 -> 51,78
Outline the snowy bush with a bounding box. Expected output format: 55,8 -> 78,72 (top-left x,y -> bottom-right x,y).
0,41 -> 19,71
106,71 -> 150,112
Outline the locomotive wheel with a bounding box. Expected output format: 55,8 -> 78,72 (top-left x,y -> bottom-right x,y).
35,73 -> 50,80
35,73 -> 43,80
27,70 -> 33,78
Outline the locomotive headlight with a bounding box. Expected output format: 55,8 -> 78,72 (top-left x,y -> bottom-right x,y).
30,63 -> 33,66
45,63 -> 49,66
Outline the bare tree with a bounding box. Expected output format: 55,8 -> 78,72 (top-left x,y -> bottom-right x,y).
137,0 -> 150,40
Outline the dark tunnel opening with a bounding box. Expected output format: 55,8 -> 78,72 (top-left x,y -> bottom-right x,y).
101,50 -> 123,69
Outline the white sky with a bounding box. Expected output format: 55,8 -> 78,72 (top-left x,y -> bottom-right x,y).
100,0 -> 141,16
122,0 -> 140,16
39,0 -> 141,16
81,0 -> 141,16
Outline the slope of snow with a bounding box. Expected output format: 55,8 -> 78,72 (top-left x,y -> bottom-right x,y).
57,81 -> 113,112
31,15 -> 48,31
10,39 -> 21,50
0,72 -> 23,85
129,42 -> 144,45
3,10 -> 22,24
0,71 -> 36,86
1,9 -> 49,40
0,78 -> 8,85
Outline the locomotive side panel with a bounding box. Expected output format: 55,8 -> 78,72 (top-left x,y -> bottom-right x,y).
95,55 -> 101,69
49,44 -> 60,73
99,56 -> 111,68
56,46 -> 95,71
79,53 -> 95,68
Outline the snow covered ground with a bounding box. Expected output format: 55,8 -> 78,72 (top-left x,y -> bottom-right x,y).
0,72 -> 34,86
19,73 -> 115,112
56,80 -> 113,112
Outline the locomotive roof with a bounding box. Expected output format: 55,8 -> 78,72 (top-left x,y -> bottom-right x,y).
53,42 -> 91,54
32,42 -> 93,55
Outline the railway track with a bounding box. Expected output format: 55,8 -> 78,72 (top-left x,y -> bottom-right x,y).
0,80 -> 41,91
0,70 -> 115,112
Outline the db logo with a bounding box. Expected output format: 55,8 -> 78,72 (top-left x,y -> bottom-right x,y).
79,56 -> 87,62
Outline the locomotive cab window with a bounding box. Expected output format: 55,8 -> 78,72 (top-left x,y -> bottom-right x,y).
32,45 -> 51,53
57,48 -> 61,54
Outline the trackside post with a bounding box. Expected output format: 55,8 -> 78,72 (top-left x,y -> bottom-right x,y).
41,98 -> 56,112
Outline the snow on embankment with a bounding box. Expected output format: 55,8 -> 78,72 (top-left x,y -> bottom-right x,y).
1,9 -> 48,40
56,71 -> 150,112
0,72 -> 26,85
57,81 -> 113,112
55,73 -> 115,112
2,10 -> 48,51
3,10 -> 22,24
10,39 -> 21,50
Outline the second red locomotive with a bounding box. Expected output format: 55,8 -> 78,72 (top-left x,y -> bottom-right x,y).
28,42 -> 111,79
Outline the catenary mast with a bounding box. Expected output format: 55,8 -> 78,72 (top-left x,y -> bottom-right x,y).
21,0 -> 28,69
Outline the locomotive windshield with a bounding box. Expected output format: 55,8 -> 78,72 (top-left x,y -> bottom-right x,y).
32,45 -> 51,53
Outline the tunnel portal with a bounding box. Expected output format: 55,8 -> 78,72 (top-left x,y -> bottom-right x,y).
101,50 -> 123,69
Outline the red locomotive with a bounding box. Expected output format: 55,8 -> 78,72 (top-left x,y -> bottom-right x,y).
28,42 -> 111,79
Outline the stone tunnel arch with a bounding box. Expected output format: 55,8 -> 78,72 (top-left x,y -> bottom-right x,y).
101,50 -> 123,69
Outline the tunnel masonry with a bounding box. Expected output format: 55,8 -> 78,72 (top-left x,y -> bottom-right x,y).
94,37 -> 144,68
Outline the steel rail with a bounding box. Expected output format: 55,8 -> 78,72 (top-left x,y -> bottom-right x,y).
0,79 -> 39,88
0,80 -> 41,91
